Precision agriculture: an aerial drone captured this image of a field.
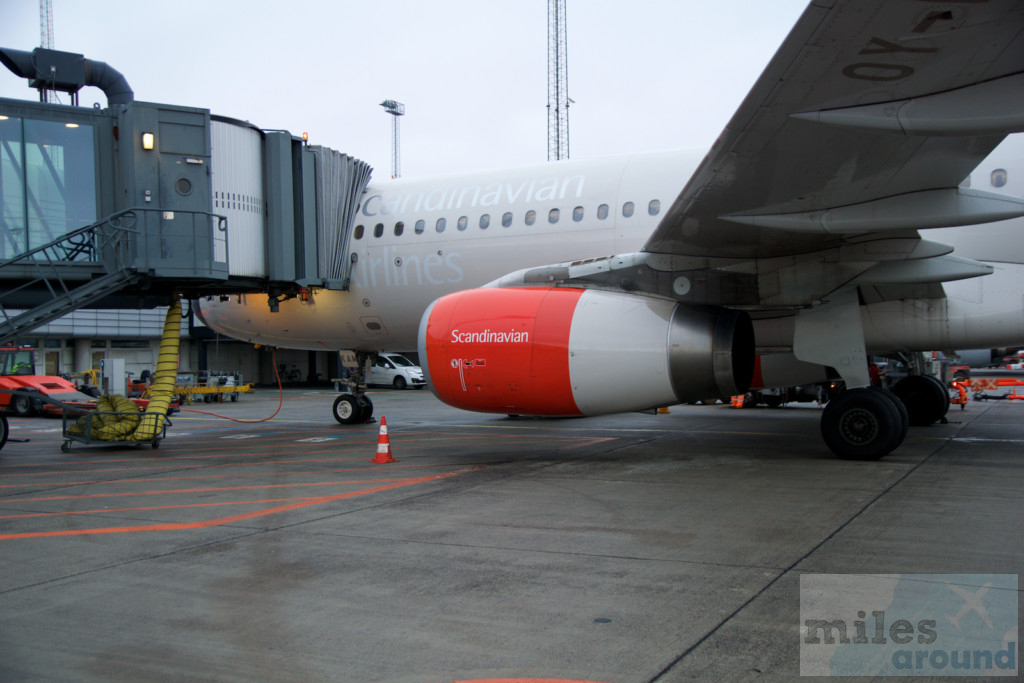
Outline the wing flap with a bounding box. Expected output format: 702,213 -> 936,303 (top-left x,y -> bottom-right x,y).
721,188 -> 1024,234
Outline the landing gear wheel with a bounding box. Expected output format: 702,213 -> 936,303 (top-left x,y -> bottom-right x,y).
12,394 -> 33,417
821,387 -> 905,460
873,386 -> 909,445
0,413 -> 8,450
332,394 -> 363,425
393,376 -> 407,390
893,375 -> 950,426
356,394 -> 374,422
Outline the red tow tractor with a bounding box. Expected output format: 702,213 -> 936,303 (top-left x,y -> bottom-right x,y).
0,346 -> 99,417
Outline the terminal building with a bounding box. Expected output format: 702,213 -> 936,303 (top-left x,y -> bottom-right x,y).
0,46 -> 372,386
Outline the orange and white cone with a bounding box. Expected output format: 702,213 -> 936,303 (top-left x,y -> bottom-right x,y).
370,416 -> 397,463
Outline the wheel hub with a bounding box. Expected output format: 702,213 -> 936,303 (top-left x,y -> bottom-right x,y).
838,407 -> 878,445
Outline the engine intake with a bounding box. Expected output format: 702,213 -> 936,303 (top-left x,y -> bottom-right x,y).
418,287 -> 753,416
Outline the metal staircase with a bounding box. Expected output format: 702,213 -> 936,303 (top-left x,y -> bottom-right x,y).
0,207 -> 226,342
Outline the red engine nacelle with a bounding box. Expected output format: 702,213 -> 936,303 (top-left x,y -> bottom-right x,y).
418,287 -> 754,416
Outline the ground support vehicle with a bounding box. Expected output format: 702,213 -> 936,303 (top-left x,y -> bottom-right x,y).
0,347 -> 97,416
952,377 -> 1024,403
174,371 -> 252,404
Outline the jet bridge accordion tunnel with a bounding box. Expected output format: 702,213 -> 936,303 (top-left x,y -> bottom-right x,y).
0,46 -> 371,322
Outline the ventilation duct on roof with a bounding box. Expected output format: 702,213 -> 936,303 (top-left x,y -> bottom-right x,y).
0,46 -> 133,106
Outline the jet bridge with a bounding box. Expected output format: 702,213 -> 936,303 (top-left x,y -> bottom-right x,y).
0,46 -> 371,342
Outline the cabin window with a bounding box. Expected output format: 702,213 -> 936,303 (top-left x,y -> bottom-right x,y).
597,204 -> 609,220
354,224 -> 364,240
457,216 -> 468,231
480,214 -> 491,229
436,217 -> 446,233
622,201 -> 635,218
548,208 -> 560,224
573,206 -> 584,222
525,210 -> 536,226
502,212 -> 513,227
992,169 -> 1008,188
394,221 -> 405,236
415,219 -> 425,234
373,223 -> 384,238
648,199 -> 661,216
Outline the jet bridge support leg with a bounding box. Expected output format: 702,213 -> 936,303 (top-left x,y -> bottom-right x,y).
793,288 -> 908,460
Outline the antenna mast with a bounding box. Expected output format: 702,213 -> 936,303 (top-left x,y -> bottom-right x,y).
380,99 -> 405,179
547,0 -> 570,161
39,0 -> 55,103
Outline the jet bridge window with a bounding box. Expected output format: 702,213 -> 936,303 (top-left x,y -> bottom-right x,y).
648,199 -> 661,216
502,212 -> 513,227
622,201 -> 635,218
0,115 -> 97,259
597,204 -> 609,220
525,210 -> 536,226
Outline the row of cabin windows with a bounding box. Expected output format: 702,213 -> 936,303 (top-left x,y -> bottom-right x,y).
353,199 -> 662,240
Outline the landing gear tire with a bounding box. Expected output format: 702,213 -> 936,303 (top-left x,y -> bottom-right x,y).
893,375 -> 950,426
876,386 -> 909,445
821,387 -> 905,460
356,394 -> 374,422
332,394 -> 362,425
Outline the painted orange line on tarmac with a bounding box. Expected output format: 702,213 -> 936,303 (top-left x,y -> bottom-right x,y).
0,496 -> 324,519
0,469 -> 470,540
8,476 -> 442,503
0,462 -> 448,490
0,432 -> 557,468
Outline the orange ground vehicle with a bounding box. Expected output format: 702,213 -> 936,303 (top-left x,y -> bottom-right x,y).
0,346 -> 97,417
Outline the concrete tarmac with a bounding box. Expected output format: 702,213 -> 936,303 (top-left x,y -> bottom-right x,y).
0,387 -> 1021,682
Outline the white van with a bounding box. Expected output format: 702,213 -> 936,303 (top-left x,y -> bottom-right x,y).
367,353 -> 426,390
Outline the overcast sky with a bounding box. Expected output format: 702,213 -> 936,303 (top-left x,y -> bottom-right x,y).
0,0 -> 808,177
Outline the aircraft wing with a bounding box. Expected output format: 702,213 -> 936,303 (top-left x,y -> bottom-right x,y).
644,0 -> 1024,276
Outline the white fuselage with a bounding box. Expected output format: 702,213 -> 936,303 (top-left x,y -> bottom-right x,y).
199,150 -> 701,350
198,139 -> 1024,355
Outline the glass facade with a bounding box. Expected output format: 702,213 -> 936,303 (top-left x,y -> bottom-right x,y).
0,115 -> 97,259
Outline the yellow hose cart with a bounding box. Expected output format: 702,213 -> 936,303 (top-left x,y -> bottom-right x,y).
61,301 -> 180,452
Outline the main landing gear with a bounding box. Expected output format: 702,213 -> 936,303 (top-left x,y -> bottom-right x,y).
793,289 -> 954,460
331,350 -> 375,425
892,374 -> 950,426
821,387 -> 908,460
819,375 -> 951,460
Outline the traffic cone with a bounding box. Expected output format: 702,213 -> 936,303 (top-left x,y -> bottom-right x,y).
370,416 -> 397,463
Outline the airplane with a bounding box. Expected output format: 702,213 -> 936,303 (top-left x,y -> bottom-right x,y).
197,0 -> 1024,461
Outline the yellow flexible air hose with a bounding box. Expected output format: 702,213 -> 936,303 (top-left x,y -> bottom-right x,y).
131,300 -> 181,440
66,394 -> 141,440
